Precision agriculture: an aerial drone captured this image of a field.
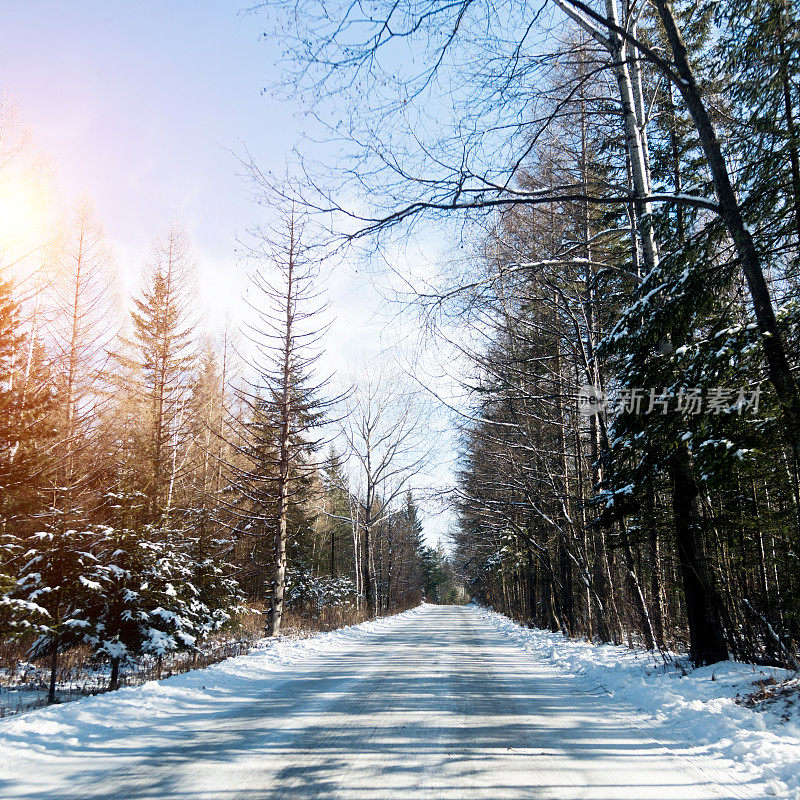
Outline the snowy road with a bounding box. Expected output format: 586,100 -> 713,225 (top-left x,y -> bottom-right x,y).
0,604 -> 770,799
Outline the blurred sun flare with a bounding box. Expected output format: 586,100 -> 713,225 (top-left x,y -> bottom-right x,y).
0,175 -> 44,249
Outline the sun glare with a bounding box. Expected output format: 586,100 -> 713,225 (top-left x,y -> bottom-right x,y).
0,175 -> 44,249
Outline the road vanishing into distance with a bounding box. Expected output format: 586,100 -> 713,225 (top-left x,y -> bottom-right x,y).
4,605 -> 765,800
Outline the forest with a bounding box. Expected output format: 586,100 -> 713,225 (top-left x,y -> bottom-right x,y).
256,0 -> 800,669
2,0 -> 800,717
442,0 -> 800,670
0,103 -> 452,707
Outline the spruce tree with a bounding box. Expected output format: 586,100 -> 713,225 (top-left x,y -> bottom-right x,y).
118,227 -> 197,525
229,209 -> 340,636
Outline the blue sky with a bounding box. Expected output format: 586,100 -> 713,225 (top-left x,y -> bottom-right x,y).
0,1 -> 402,362
0,0 -> 456,544
0,2 -> 288,262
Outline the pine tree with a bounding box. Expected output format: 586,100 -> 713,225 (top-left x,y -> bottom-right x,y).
8,521 -> 99,703
0,278 -> 56,642
0,279 -> 53,526
118,227 -> 197,525
717,0 -> 800,265
229,209 -> 340,636
78,523 -> 169,690
48,200 -> 118,522
320,448 -> 352,578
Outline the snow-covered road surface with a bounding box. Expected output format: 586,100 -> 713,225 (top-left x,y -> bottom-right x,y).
0,604 -> 776,799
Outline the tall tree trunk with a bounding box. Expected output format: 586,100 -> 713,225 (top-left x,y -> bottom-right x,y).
526,545 -> 537,621
47,643 -> 58,705
618,521 -> 657,649
385,534 -> 393,611
362,523 -> 374,614
776,20 -> 800,245
605,0 -> 659,276
267,431 -> 289,637
558,532 -> 574,633
670,447 -> 728,665
109,656 -> 120,691
647,485 -> 667,648
330,520 -> 336,577
267,225 -> 295,638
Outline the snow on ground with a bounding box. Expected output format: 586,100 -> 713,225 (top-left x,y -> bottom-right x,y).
0,635 -> 257,716
1,602 -> 799,799
0,606 -> 428,793
476,605 -> 800,800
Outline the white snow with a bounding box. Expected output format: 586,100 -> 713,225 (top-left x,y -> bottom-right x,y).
476,605 -> 800,800
0,607 -> 429,797
1,603 -> 798,799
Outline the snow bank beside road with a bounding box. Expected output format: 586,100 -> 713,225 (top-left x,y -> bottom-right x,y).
478,605 -> 800,800
0,605 -> 426,797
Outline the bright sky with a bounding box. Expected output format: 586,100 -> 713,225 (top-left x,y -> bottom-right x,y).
1,2 -> 290,308
0,0 -> 456,545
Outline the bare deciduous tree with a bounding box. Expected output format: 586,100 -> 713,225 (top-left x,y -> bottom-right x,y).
340,370 -> 433,613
